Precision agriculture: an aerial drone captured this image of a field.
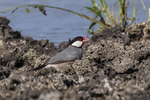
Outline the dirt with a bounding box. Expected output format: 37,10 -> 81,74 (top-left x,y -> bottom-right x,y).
0,16 -> 150,100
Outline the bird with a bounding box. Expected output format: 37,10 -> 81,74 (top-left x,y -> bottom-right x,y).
37,36 -> 89,70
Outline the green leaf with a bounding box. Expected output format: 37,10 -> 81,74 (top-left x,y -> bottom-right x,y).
85,7 -> 97,13
141,0 -> 149,18
89,22 -> 97,30
129,0 -> 135,27
26,8 -> 30,13
91,0 -> 98,8
85,7 -> 102,17
98,28 -> 103,32
132,0 -> 135,19
99,0 -> 104,8
88,27 -> 95,34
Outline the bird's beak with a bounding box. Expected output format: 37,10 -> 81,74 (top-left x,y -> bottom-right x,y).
82,37 -> 89,43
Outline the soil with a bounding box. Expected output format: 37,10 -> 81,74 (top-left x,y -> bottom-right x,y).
0,16 -> 150,100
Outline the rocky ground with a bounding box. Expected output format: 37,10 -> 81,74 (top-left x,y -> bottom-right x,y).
0,16 -> 150,100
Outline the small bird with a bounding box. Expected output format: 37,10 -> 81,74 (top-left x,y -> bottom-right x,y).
41,36 -> 89,70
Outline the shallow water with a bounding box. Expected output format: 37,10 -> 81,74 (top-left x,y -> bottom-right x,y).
0,0 -> 150,46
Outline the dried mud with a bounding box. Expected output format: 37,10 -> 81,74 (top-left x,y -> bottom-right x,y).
0,16 -> 150,100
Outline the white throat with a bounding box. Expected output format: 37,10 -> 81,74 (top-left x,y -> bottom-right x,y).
71,41 -> 83,47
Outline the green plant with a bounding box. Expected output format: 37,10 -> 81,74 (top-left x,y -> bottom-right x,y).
86,0 -> 136,33
141,0 -> 150,18
0,0 -> 149,34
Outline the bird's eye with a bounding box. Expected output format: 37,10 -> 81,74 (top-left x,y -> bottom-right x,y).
78,38 -> 82,41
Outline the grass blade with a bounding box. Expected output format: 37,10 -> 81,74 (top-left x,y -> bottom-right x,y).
141,0 -> 149,18
117,0 -> 123,27
99,0 -> 104,8
129,0 -> 135,26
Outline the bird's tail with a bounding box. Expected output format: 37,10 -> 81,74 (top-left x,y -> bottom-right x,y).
33,64 -> 46,71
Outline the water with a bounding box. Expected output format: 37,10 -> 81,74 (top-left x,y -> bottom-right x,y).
0,0 -> 150,46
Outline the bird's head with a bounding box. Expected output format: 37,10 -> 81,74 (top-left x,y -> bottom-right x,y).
70,36 -> 89,47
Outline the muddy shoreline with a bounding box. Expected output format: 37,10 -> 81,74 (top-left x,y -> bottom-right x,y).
0,16 -> 150,100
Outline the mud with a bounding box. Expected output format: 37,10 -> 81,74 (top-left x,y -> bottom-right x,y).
0,16 -> 150,100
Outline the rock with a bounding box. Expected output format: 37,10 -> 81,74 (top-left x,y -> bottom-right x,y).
0,17 -> 150,100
